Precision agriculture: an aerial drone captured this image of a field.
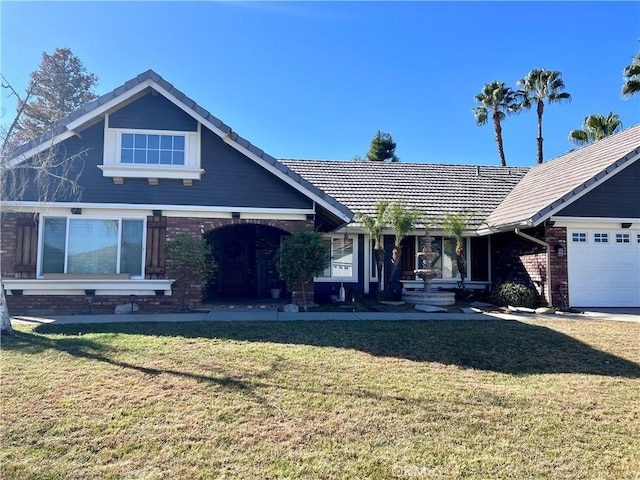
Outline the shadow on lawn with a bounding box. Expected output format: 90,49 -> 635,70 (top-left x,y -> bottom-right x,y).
2,330 -> 252,391
12,320 -> 640,377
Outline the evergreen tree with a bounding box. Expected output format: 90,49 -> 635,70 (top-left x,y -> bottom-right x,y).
14,47 -> 98,143
366,130 -> 399,162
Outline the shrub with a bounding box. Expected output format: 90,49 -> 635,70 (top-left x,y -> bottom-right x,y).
166,234 -> 217,312
492,282 -> 539,308
276,231 -> 330,311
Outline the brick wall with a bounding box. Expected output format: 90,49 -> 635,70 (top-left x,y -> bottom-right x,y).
1,215 -> 315,314
491,226 -> 569,307
491,229 -> 546,292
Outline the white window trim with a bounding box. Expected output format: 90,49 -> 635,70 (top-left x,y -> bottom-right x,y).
571,232 -> 588,243
615,232 -> 631,244
593,232 -> 609,243
101,117 -> 203,180
38,215 -> 147,279
316,235 -> 359,283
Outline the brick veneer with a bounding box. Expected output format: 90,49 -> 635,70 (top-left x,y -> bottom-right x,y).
1,214 -> 315,314
491,226 -> 568,307
165,217 -> 315,311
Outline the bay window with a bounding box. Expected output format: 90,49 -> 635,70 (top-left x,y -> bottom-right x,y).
41,217 -> 145,277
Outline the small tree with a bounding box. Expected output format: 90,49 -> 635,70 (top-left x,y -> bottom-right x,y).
386,201 -> 421,294
165,234 -> 217,312
366,130 -> 399,162
356,200 -> 389,290
276,231 -> 330,311
443,212 -> 471,290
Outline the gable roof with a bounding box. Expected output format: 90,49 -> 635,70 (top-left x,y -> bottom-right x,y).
483,124 -> 640,232
280,160 -> 528,231
8,69 -> 353,224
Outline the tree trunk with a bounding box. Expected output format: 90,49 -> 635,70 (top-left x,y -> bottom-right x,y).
493,111 -> 507,167
456,256 -> 466,290
1,283 -> 14,336
300,280 -> 308,312
536,100 -> 544,164
388,245 -> 403,290
374,247 -> 385,291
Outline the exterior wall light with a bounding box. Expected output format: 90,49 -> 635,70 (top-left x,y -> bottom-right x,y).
554,244 -> 564,257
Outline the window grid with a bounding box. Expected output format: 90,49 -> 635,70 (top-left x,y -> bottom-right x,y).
593,233 -> 608,243
616,233 -> 630,244
572,232 -> 587,243
121,133 -> 185,165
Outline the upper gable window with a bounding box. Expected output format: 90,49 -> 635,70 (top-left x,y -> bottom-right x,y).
100,114 -> 203,182
121,133 -> 185,165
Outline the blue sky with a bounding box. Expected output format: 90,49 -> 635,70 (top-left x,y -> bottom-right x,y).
1,1 -> 638,167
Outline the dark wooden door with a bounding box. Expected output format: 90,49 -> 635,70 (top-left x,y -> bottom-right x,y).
221,238 -> 249,295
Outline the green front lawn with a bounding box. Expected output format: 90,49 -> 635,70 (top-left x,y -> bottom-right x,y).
2,319 -> 639,479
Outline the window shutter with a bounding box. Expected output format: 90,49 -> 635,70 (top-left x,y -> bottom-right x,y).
145,216 -> 167,275
15,216 -> 38,274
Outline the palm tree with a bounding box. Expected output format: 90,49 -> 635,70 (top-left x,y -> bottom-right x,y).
356,200 -> 389,290
386,201 -> 421,294
568,113 -> 623,147
517,69 -> 572,164
622,51 -> 640,99
442,213 -> 470,290
472,81 -> 521,167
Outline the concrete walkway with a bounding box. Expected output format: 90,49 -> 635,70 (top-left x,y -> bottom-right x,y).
11,307 -> 639,325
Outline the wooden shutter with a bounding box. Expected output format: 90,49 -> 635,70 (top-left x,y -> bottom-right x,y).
145,216 -> 167,276
15,216 -> 38,275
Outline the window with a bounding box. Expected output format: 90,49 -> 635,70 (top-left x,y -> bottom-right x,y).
318,237 -> 356,281
41,218 -> 144,277
572,232 -> 587,243
594,233 -> 609,243
616,233 -> 630,244
430,237 -> 465,279
121,133 -> 185,165
101,120 -> 203,181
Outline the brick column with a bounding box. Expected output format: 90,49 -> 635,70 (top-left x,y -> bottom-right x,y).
545,226 -> 569,309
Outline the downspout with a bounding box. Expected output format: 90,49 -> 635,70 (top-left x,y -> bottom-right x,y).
514,228 -> 552,306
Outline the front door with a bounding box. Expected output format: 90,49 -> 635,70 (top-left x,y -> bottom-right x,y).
221,237 -> 250,295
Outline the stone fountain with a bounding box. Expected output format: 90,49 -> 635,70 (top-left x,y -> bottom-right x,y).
401,232 -> 456,306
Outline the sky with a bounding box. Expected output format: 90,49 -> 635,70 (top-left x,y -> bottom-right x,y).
1,1 -> 638,167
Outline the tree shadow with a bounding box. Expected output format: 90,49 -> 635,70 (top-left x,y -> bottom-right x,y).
2,330 -> 251,391
20,319 -> 640,378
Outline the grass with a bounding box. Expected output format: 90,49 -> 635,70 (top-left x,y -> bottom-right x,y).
2,318 -> 639,479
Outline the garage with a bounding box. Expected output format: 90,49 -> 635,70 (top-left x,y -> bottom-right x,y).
567,228 -> 640,307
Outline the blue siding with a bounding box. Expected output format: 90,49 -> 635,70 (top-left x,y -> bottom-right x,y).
14,120 -> 313,209
556,160 -> 640,218
109,92 -> 198,131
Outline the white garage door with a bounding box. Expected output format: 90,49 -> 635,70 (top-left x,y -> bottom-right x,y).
568,229 -> 640,307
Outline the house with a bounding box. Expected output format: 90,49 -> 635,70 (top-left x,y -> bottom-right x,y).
1,70 -> 638,314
